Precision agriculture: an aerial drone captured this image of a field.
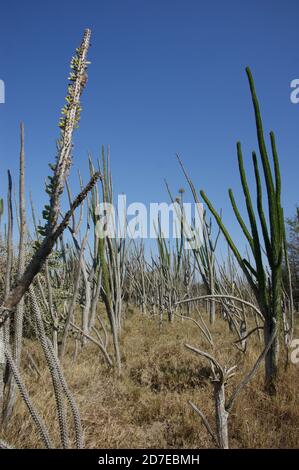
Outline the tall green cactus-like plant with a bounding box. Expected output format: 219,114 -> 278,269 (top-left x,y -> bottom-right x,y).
200,67 -> 285,395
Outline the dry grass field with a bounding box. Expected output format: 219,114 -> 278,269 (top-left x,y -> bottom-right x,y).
2,308 -> 298,449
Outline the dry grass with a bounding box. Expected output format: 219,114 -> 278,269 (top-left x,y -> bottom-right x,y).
1,308 -> 299,449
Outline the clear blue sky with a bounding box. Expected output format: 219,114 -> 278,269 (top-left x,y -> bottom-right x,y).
0,0 -> 298,255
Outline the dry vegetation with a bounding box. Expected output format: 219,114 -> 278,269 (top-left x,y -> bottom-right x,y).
0,29 -> 298,450
2,308 -> 298,449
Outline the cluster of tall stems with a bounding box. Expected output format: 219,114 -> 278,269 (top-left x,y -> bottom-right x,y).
0,29 -> 97,447
0,27 -> 294,450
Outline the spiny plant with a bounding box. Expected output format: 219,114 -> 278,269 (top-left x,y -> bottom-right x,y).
0,29 -> 100,322
0,29 -> 102,448
200,67 -> 285,395
167,164 -> 221,325
39,28 -> 91,237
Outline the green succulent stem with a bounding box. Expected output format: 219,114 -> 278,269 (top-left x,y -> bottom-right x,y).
201,67 -> 285,395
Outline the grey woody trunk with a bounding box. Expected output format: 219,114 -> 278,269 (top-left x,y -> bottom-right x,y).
214,381 -> 229,449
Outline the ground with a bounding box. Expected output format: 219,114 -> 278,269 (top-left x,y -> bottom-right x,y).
2,307 -> 299,449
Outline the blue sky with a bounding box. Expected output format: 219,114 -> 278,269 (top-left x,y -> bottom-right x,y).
0,0 -> 298,256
